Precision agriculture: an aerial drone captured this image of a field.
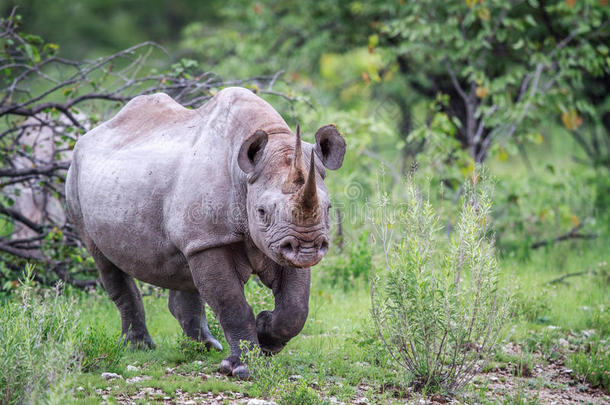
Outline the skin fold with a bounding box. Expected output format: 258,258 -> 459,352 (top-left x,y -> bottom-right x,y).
65,87 -> 346,377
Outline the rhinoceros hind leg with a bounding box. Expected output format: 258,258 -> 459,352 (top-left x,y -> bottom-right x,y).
168,290 -> 223,351
89,242 -> 155,349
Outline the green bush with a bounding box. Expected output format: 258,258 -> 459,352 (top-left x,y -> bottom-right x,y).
279,380 -> 321,405
176,334 -> 213,362
319,230 -> 373,290
569,338 -> 609,392
370,173 -> 510,394
0,265 -> 80,404
240,341 -> 287,399
78,321 -> 124,372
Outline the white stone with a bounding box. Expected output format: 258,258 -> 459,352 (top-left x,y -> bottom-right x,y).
126,376 -> 152,384
247,400 -> 278,405
126,365 -> 140,372
101,372 -> 122,380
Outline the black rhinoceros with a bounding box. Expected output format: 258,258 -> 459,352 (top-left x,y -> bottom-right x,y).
65,87 -> 345,377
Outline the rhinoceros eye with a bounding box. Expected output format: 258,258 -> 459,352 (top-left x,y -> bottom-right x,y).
257,208 -> 266,217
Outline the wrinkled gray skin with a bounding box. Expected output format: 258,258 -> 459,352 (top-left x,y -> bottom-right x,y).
65,87 -> 346,377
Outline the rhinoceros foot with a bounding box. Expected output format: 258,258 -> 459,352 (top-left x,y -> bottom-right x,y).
255,310 -> 287,355
123,332 -> 156,350
219,354 -> 250,379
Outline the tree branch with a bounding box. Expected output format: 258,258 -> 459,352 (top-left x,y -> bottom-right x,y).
531,224 -> 598,249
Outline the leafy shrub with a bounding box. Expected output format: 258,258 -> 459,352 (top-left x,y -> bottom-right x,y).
176,334 -> 213,362
78,321 -> 124,372
279,380 -> 321,405
0,265 -> 80,404
370,173 -> 510,394
492,169 -> 597,257
240,341 -> 287,399
319,230 -> 373,289
569,338 -> 609,392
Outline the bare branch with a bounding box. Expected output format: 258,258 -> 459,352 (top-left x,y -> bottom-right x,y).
531,223 -> 598,249
444,58 -> 469,104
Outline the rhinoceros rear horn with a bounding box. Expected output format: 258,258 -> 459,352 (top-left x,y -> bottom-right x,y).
281,125 -> 305,193
238,130 -> 268,173
297,150 -> 319,210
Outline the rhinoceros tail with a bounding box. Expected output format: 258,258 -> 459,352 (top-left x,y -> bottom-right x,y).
65,152 -> 84,232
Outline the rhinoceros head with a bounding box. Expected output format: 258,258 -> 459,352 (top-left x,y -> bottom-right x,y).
237,124 -> 346,268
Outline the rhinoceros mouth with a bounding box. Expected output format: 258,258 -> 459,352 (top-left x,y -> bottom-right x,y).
274,235 -> 329,268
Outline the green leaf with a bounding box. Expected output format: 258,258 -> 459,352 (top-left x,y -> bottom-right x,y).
513,39 -> 524,50
23,44 -> 40,63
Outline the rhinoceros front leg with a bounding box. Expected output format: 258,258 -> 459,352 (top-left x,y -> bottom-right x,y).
256,266 -> 310,354
168,290 -> 223,351
188,247 -> 257,378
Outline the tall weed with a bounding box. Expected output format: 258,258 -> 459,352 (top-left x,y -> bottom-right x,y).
0,265 -> 80,404
370,173 -> 510,394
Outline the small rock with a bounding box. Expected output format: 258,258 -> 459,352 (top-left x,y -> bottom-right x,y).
354,397 -> 368,404
76,386 -> 84,391
564,368 -> 573,374
126,365 -> 140,372
101,372 -> 122,380
184,401 -> 196,405
558,338 -> 569,347
247,400 -> 278,405
289,374 -> 303,381
126,376 -> 152,384
489,376 -> 499,382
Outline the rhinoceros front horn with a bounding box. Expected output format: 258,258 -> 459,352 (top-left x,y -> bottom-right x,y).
298,150 -> 319,210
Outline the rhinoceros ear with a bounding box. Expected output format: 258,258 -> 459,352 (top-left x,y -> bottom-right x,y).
314,124 -> 346,170
238,130 -> 268,173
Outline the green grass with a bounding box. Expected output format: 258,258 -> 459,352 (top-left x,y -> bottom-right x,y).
0,234 -> 608,404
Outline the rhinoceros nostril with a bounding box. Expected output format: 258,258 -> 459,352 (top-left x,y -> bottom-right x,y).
320,239 -> 329,252
280,238 -> 298,256
317,238 -> 329,256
